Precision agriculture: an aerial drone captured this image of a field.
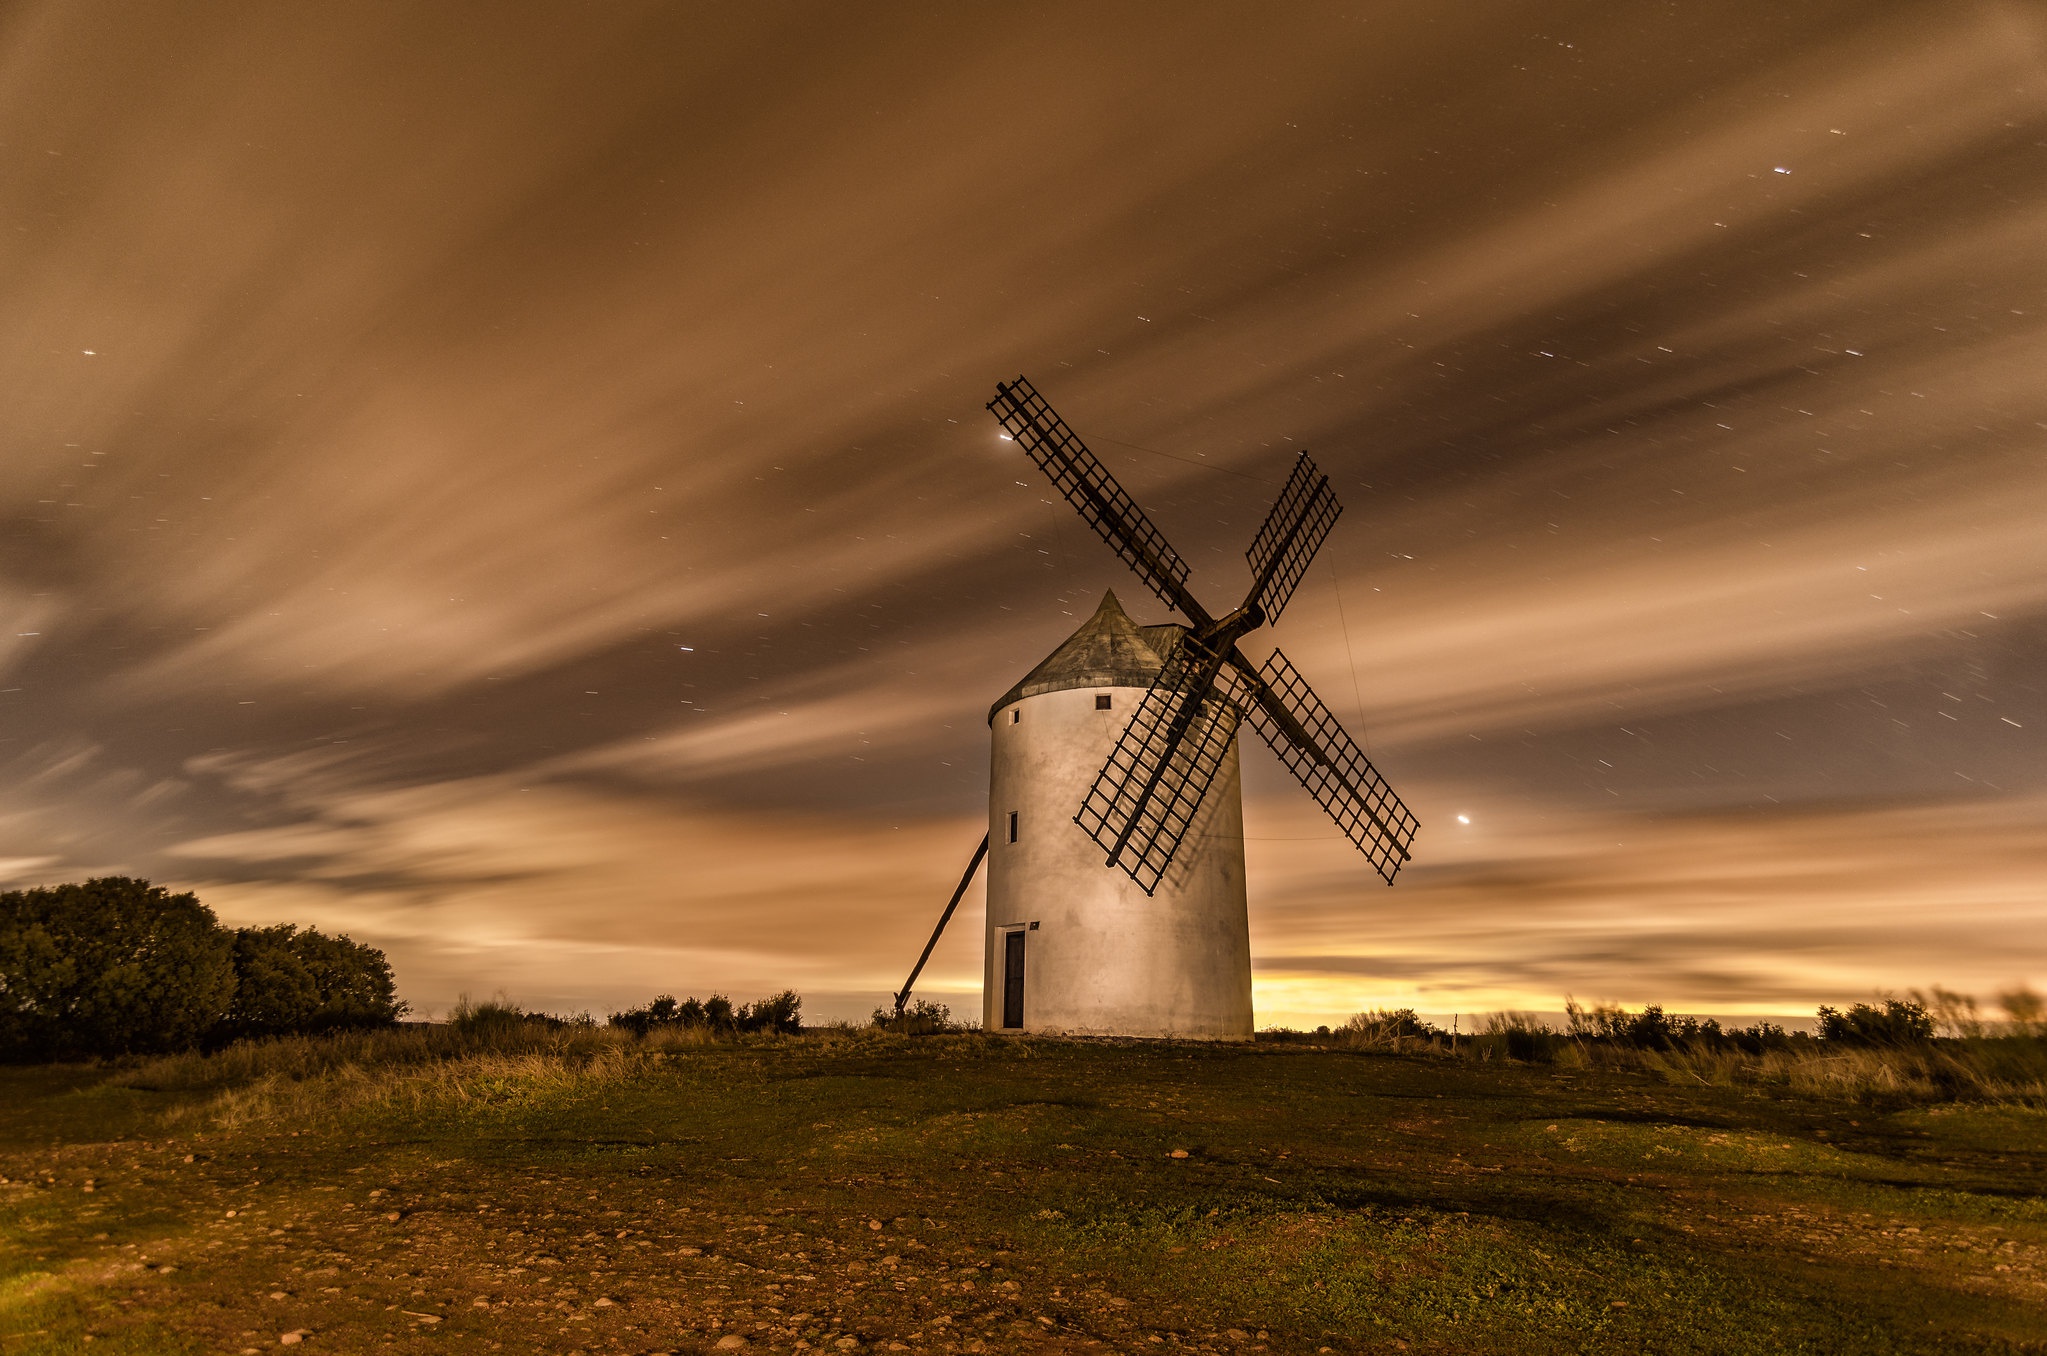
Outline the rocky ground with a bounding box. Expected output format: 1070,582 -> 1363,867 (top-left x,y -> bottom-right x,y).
2,1036 -> 2042,1354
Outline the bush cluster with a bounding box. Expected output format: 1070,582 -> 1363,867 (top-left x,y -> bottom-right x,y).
1563,1000 -> 1795,1053
608,989 -> 802,1036
0,877 -> 404,1062
1815,997 -> 1936,1046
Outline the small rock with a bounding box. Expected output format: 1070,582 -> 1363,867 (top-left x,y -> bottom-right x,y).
383,1211 -> 401,1222
677,1246 -> 703,1256
593,1297 -> 615,1307
715,1337 -> 748,1351
868,1219 -> 883,1231
1169,1149 -> 1189,1159
1227,1329 -> 1250,1341
279,1333 -> 305,1347
834,1340 -> 858,1352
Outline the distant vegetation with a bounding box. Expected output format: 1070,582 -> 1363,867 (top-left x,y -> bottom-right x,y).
7,875 -> 2039,1111
1313,989 -> 2047,1105
607,989 -> 803,1036
0,876 -> 403,1062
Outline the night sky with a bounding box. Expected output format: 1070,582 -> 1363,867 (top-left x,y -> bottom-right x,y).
4,2 -> 2043,1026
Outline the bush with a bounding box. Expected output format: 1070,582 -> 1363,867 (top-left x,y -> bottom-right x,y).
740,990 -> 803,1035
0,877 -> 236,1060
1997,986 -> 2044,1038
1481,1011 -> 1565,1062
0,876 -> 407,1062
222,924 -> 406,1040
447,992 -> 552,1041
871,998 -> 957,1035
1818,997 -> 1934,1046
1337,1008 -> 1441,1050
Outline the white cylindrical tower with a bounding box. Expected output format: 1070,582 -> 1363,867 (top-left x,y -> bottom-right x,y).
983,590 -> 1253,1040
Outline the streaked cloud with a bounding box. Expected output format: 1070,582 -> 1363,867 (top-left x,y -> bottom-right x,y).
2,1 -> 2042,1023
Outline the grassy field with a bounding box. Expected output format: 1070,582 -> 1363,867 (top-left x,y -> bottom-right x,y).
1,1028 -> 2042,1355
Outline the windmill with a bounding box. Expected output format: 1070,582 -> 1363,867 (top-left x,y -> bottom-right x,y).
891,376 -> 1418,1039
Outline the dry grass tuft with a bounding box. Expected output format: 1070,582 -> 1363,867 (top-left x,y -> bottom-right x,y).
1634,1040 -> 2047,1105
106,1015 -> 870,1129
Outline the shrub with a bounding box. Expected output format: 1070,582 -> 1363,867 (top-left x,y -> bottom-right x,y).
738,990 -> 803,1035
1481,1011 -> 1564,1062
1337,1008 -> 1441,1050
871,998 -> 957,1035
0,877 -> 236,1060
449,992 -> 542,1039
1998,986 -> 2044,1038
222,924 -> 405,1040
1818,997 -> 1934,1046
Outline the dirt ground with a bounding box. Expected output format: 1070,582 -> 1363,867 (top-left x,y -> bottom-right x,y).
2,1036 -> 2042,1354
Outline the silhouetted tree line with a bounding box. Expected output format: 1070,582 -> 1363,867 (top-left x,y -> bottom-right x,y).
1564,1000 -> 1800,1053
1552,996 -> 1957,1054
0,877 -> 404,1061
1324,991 -> 2038,1062
608,990 -> 802,1036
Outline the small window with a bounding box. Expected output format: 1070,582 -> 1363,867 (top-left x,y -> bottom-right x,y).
1007,810 -> 1018,843
1009,709 -> 1020,724
1095,693 -> 1112,710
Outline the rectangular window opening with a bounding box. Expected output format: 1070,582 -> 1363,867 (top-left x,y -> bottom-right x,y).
1095,693 -> 1112,710
1007,810 -> 1018,843
1009,708 -> 1020,724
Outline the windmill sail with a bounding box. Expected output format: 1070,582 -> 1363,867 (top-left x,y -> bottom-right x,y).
988,377 -> 1207,624
1074,634 -> 1241,895
1219,649 -> 1418,884
989,374 -> 1418,891
1245,451 -> 1341,626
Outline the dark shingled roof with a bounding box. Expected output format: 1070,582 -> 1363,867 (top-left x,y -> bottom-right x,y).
988,589 -> 1184,723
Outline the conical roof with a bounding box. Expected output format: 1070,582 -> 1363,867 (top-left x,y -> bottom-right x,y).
988,590 -> 1184,723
